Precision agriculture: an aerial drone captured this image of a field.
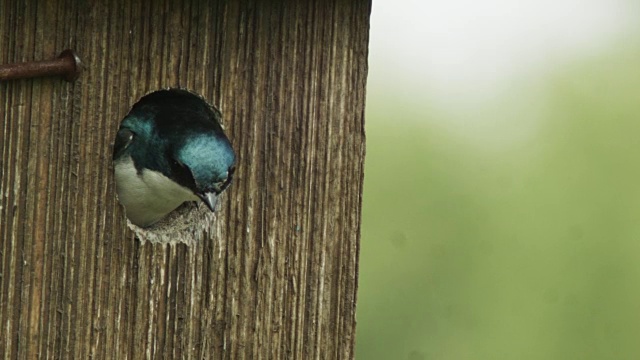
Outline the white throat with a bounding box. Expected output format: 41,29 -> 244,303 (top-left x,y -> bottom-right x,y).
114,156 -> 198,227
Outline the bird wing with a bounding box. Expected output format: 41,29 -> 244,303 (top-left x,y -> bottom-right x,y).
113,128 -> 135,160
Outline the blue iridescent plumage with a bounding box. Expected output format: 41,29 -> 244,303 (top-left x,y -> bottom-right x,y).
113,89 -> 236,227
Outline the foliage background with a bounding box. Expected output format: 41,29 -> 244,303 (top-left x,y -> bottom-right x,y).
356,1 -> 640,359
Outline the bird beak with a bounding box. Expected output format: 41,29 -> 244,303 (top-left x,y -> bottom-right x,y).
198,192 -> 218,212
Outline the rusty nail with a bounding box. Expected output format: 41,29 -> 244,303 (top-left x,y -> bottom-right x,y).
0,49 -> 82,82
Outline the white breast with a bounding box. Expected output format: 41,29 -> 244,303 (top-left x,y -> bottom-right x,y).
114,156 -> 198,227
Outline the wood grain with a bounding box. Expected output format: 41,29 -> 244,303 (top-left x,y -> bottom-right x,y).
0,0 -> 370,358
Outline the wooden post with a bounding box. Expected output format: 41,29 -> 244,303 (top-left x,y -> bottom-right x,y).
0,0 -> 370,358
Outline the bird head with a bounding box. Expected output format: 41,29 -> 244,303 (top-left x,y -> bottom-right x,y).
170,132 -> 236,211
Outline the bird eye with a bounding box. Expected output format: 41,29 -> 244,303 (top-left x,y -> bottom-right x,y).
214,168 -> 235,193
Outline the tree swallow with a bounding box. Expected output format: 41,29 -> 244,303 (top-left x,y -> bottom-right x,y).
113,89 -> 236,228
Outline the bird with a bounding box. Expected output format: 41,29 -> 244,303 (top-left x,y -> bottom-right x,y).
113,89 -> 236,228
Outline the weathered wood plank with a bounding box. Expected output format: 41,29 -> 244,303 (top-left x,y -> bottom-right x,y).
0,0 -> 369,358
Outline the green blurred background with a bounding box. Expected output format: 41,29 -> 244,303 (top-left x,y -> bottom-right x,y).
356,1 -> 640,359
